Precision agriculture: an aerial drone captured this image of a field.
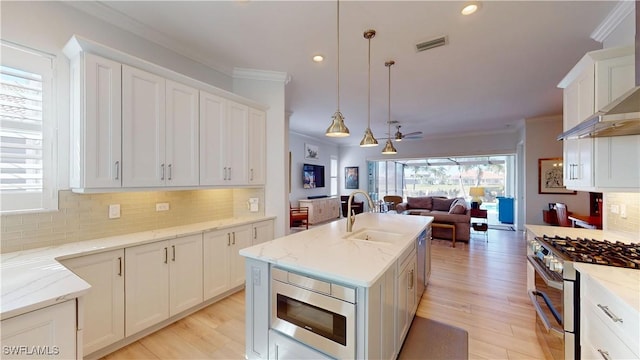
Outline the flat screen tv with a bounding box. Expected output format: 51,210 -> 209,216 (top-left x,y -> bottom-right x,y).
303,163 -> 325,188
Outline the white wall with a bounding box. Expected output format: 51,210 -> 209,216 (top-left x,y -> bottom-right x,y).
1,1 -> 233,191
289,132 -> 339,204
523,115 -> 589,225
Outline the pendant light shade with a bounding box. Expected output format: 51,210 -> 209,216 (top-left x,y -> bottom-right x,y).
360,29 -> 378,147
326,0 -> 350,137
382,60 -> 397,155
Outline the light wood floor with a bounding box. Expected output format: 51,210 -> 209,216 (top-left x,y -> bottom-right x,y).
103,229 -> 557,359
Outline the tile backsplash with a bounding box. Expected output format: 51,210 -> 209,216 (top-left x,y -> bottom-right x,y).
604,192 -> 640,237
1,188 -> 265,253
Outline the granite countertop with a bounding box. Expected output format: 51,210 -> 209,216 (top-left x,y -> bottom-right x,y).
525,224 -> 639,313
0,216 -> 274,320
240,212 -> 432,287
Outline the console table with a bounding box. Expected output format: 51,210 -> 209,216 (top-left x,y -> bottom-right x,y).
298,197 -> 340,225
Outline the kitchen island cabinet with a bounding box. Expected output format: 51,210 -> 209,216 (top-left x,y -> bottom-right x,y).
61,249 -> 125,355
241,213 -> 432,359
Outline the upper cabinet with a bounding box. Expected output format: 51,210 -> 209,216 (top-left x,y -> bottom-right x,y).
559,45 -> 637,192
64,35 -> 267,192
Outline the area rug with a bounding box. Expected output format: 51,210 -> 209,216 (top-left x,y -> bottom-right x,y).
488,224 -> 515,231
398,316 -> 469,360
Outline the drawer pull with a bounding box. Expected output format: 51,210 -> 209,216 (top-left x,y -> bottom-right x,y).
597,349 -> 611,360
117,256 -> 122,276
597,304 -> 623,323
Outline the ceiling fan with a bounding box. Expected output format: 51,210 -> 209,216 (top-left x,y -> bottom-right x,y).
387,124 -> 423,141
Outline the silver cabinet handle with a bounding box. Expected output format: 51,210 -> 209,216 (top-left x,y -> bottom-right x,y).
117,256 -> 122,276
164,247 -> 168,264
223,167 -> 228,180
115,161 -> 120,180
161,163 -> 165,180
172,245 -> 176,262
168,164 -> 172,181
254,227 -> 257,240
227,233 -> 231,246
250,168 -> 254,181
597,349 -> 612,360
232,232 -> 236,245
228,167 -> 232,180
597,304 -> 623,323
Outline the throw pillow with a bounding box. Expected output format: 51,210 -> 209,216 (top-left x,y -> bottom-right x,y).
407,196 -> 432,210
449,198 -> 467,214
432,197 -> 455,211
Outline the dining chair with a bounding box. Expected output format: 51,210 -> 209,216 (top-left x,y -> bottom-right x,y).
383,195 -> 403,212
555,203 -> 572,227
290,203 -> 309,229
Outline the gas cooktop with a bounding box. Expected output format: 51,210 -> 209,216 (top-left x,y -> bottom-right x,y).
538,235 -> 640,269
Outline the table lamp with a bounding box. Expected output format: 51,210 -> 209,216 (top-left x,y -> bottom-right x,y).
469,187 -> 484,209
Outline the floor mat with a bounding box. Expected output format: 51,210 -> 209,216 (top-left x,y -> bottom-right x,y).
398,316 -> 469,360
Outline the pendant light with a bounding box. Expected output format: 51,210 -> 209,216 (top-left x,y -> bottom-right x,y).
325,0 -> 350,137
382,60 -> 398,155
360,29 -> 378,147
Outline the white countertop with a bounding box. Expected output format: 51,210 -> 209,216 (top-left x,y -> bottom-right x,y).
0,216 -> 274,320
525,224 -> 639,313
240,213 -> 432,287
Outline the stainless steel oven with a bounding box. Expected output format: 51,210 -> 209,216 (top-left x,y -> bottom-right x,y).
271,267 -> 356,359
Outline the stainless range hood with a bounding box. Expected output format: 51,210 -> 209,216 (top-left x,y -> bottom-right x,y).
556,86 -> 640,140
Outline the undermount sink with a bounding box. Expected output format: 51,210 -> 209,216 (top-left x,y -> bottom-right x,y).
345,228 -> 404,244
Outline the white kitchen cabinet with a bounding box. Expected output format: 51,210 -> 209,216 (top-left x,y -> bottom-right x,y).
122,66 -> 199,188
268,330 -> 333,360
396,253 -> 417,345
200,91 -> 249,185
125,234 -> 203,336
203,224 -> 252,300
298,197 -> 340,225
1,300 -> 78,359
560,46 -> 636,191
252,219 -> 274,245
61,249 -> 124,356
248,108 -> 266,185
580,273 -> 639,359
122,65 -> 166,188
68,52 -> 122,189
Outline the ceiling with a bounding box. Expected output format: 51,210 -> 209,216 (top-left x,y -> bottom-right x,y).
70,1 -> 620,145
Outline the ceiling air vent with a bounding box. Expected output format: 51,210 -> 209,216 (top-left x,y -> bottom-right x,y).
415,36 -> 447,52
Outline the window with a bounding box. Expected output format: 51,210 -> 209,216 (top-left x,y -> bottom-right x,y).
1,42 -> 56,213
330,157 -> 337,196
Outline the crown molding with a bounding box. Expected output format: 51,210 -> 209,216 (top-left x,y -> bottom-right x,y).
591,1 -> 635,43
233,68 -> 291,84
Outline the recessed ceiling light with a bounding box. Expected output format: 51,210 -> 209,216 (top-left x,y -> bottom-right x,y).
312,55 -> 324,62
461,1 -> 481,15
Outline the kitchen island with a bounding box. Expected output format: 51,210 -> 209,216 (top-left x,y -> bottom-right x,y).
240,212 -> 432,359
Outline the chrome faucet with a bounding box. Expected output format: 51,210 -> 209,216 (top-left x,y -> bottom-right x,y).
346,190 -> 376,232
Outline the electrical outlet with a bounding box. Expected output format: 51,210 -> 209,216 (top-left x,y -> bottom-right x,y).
109,204 -> 120,219
156,203 -> 170,211
620,204 -> 627,218
611,204 -> 619,214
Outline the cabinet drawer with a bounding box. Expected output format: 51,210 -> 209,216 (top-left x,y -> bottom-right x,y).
581,303 -> 638,359
582,275 -> 639,355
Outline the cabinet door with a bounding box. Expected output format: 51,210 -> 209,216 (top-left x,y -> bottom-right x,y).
199,91 -> 227,185
248,108 -> 266,185
595,55 -> 634,110
229,225 -> 252,287
596,135 -> 640,189
169,234 -> 203,316
122,65 -> 166,187
252,220 -> 274,246
227,101 -> 249,184
125,241 -> 169,336
397,257 -> 417,345
74,53 -> 122,189
269,329 -> 333,360
61,249 -> 124,355
203,229 -> 231,300
1,300 -> 77,360
165,80 -> 199,187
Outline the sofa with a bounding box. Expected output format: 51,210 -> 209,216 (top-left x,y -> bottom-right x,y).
396,196 -> 471,242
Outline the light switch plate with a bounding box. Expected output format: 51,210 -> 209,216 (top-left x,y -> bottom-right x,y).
109,204 -> 120,219
620,204 -> 627,218
156,203 -> 170,211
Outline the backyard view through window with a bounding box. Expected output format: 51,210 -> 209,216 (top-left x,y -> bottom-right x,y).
369,156 -> 515,217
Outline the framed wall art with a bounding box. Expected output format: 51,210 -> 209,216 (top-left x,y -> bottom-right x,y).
538,158 -> 575,194
304,143 -> 319,160
345,166 -> 359,189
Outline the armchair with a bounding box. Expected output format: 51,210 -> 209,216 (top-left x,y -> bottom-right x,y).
341,195 -> 363,217
290,204 -> 309,229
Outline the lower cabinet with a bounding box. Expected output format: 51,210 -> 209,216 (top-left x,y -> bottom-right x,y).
61,249 -> 125,355
252,220 -> 274,245
125,234 -> 203,336
268,330 -> 332,360
396,251 -> 417,346
1,300 -> 78,359
203,224 -> 252,300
